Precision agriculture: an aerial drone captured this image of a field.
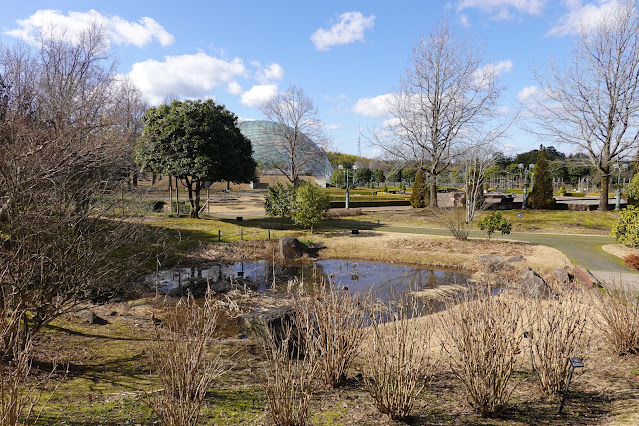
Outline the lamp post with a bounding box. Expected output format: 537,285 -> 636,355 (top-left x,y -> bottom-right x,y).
614,163 -> 629,210
339,165 -> 357,209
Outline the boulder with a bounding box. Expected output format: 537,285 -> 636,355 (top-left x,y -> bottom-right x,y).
507,255 -> 525,263
552,268 -> 571,284
278,237 -> 306,259
478,254 -> 505,264
76,310 -> 109,325
237,306 -> 302,358
520,267 -> 552,297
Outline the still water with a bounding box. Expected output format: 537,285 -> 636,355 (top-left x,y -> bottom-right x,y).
145,259 -> 470,301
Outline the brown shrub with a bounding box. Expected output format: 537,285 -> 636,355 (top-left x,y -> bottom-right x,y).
595,284 -> 639,355
148,290 -> 226,426
441,290 -> 523,417
360,295 -> 435,421
623,254 -> 639,270
525,291 -> 590,395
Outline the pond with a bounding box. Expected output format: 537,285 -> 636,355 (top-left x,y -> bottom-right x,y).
144,259 -> 470,301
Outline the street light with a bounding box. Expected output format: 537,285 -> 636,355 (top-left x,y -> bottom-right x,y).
338,164 -> 357,209
614,163 -> 629,210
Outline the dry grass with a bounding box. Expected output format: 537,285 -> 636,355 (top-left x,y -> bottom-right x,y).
148,290 -> 226,426
320,232 -> 569,273
440,290 -> 524,417
359,295 -> 435,420
601,244 -> 639,260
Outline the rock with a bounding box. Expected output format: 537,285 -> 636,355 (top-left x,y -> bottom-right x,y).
507,255 -> 525,263
520,267 -> 551,297
552,268 -> 571,284
478,254 -> 505,264
278,237 -> 306,259
76,310 -> 109,325
237,306 -> 302,357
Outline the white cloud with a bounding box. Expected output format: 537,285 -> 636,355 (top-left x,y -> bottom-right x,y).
241,84 -> 279,107
227,81 -> 243,95
460,13 -> 470,27
502,143 -> 516,152
311,11 -> 375,51
255,62 -> 285,84
128,52 -> 246,105
517,85 -> 541,102
474,60 -> 513,87
547,0 -> 621,37
5,9 -> 174,47
352,93 -> 392,117
456,0 -> 546,20
325,123 -> 343,130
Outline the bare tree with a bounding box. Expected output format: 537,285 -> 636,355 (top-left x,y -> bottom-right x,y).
260,84 -> 331,187
373,20 -> 504,207
0,25 -> 159,335
529,0 -> 639,210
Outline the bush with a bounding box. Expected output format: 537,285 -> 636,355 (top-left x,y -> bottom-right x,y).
596,285 -> 639,355
526,291 -> 590,395
528,149 -> 555,209
149,291 -> 226,426
559,184 -> 566,194
361,295 -> 434,420
264,183 -> 295,229
409,169 -> 429,208
610,206 -> 639,247
296,283 -> 367,388
624,254 -> 639,270
258,314 -> 317,426
291,183 -> 330,234
626,173 -> 639,206
441,290 -> 523,417
477,212 -> 512,240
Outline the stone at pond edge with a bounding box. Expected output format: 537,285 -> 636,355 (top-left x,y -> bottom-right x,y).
478,254 -> 506,264
520,267 -> 552,297
278,237 -> 306,259
237,306 -> 303,358
552,268 -> 571,284
76,310 -> 109,325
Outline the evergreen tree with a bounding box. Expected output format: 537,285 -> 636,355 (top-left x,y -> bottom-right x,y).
528,149 -> 555,209
410,168 -> 429,208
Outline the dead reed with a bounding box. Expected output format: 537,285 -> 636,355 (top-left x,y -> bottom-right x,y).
360,295 -> 434,420
148,289 -> 226,426
441,289 -> 523,417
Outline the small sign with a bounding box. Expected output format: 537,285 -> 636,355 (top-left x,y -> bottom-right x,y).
517,214 -> 523,218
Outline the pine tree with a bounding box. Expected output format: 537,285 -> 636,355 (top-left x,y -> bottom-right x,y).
528,148 -> 555,209
410,168 -> 429,208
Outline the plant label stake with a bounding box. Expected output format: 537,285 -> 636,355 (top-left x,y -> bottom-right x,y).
523,331 -> 534,372
559,357 -> 584,414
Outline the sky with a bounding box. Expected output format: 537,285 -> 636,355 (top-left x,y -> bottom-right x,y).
0,1 -> 624,158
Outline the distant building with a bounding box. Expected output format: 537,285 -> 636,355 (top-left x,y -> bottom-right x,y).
238,120 -> 332,187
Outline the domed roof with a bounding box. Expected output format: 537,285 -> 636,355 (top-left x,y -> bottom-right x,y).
238,120 -> 332,181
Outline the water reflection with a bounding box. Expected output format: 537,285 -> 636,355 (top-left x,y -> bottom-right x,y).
145,259 -> 470,301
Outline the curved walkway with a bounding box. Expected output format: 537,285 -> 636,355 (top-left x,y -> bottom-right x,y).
376,225 -> 639,289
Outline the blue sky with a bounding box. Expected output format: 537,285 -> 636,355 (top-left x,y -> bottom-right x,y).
0,1 -> 622,157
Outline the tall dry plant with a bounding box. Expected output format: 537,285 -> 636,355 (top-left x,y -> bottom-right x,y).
360,295 -> 435,421
441,290 -> 523,417
296,282 -> 368,388
525,291 -> 590,395
595,284 -> 639,355
149,290 -> 226,426
258,316 -> 318,426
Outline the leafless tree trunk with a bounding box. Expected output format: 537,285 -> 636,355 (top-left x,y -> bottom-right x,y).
529,0 -> 639,210
260,84 -> 331,187
372,20 -> 504,207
